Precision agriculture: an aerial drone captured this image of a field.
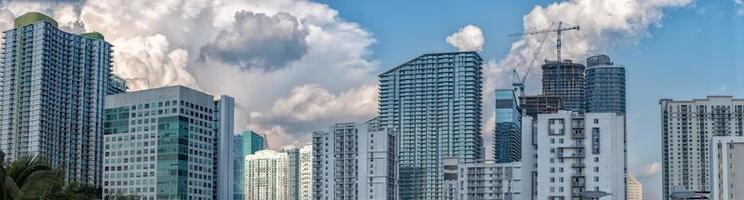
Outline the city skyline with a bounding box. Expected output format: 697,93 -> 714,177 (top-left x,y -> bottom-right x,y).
1,1 -> 744,200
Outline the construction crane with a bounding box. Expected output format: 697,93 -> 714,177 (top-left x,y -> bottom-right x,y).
508,21 -> 580,62
509,22 -> 554,96
508,21 -> 580,97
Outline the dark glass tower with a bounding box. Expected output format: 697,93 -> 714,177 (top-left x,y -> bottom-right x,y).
585,54 -> 626,113
541,60 -> 586,113
493,89 -> 521,163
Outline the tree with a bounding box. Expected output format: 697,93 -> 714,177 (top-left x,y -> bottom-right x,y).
0,151 -> 62,200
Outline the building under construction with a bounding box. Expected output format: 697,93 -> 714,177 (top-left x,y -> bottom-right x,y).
541,60 -> 586,113
519,95 -> 563,118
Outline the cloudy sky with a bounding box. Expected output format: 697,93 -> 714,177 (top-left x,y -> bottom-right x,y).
2,0 -> 744,199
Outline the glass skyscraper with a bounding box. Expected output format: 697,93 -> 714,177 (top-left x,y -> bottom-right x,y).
585,54 -> 626,113
379,51 -> 483,199
493,89 -> 521,163
233,130 -> 266,200
102,86 -> 230,199
0,12 -> 112,186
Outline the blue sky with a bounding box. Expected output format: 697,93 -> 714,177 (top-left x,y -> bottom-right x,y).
320,1 -> 744,199
2,1 -> 743,199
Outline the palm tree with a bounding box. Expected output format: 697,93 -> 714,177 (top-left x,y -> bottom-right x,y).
0,150 -> 62,200
45,181 -> 97,200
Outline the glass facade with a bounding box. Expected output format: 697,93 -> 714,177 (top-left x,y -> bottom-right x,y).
102,86 -> 220,200
379,51 -> 483,199
0,12 -> 112,186
493,89 -> 521,163
585,55 -> 626,113
233,130 -> 266,200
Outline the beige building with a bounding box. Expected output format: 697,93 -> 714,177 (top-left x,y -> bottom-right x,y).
628,174 -> 643,200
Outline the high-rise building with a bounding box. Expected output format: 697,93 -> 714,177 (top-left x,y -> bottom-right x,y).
628,174 -> 643,200
521,112 -> 626,200
284,146 -> 301,200
443,158 -> 524,200
298,146 -> 313,200
245,150 -> 290,200
312,121 -> 398,200
379,51 -> 482,199
234,130 -> 266,200
519,95 -> 563,118
709,136 -> 744,200
102,86 -> 229,199
541,60 -> 586,113
0,12 -> 112,186
108,74 -> 128,95
494,89 -> 522,163
214,96 -> 235,200
585,55 -> 626,113
659,96 -> 744,198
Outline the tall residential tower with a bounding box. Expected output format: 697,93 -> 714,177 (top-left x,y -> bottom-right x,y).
379,52 -> 482,199
659,96 -> 744,198
0,12 -> 112,186
585,55 -> 626,113
234,130 -> 266,200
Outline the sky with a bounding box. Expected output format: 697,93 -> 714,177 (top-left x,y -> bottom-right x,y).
1,0 -> 744,199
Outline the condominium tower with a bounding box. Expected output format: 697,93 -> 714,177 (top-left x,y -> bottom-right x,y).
660,96 -> 744,199
284,146 -> 301,200
494,89 -> 521,163
541,60 -> 586,113
312,121 -> 398,200
102,86 -> 232,199
628,174 -> 643,200
299,146 -> 313,200
522,112 -> 626,200
0,12 -> 112,186
245,150 -> 290,200
379,51 -> 482,199
585,55 -> 626,113
234,131 -> 266,200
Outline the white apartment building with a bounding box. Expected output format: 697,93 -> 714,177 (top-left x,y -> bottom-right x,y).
299,146 -> 313,200
660,96 -> 744,198
709,136 -> 744,200
444,158 -> 524,200
522,112 -> 626,200
245,150 -> 290,200
312,119 -> 398,200
628,174 -> 643,200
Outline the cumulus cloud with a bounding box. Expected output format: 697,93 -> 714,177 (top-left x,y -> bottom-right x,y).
200,11 -> 309,71
480,0 -> 692,159
446,25 -> 484,51
639,162 -> 662,178
489,0 -> 693,94
0,0 -> 379,149
111,35 -> 198,90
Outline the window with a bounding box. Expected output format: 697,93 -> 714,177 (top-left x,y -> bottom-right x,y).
592,128 -> 600,154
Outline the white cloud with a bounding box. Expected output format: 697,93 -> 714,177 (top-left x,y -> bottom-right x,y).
639,162 -> 662,178
736,0 -> 744,15
446,25 -> 484,52
110,35 -> 198,90
0,0 -> 379,149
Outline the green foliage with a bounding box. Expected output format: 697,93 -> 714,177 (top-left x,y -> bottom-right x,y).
0,151 -> 101,200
